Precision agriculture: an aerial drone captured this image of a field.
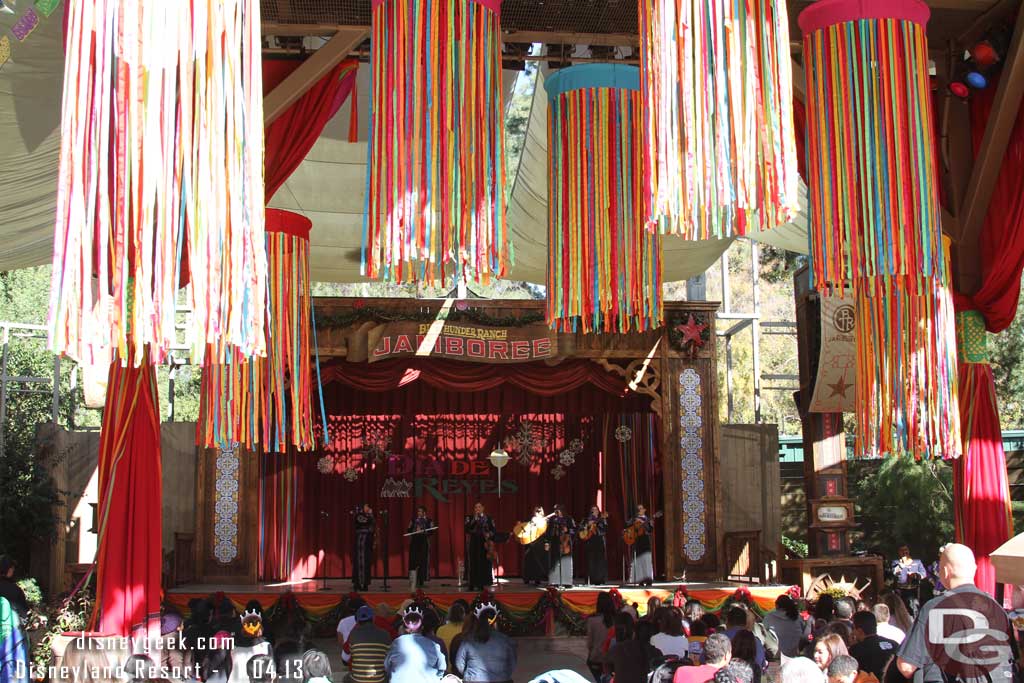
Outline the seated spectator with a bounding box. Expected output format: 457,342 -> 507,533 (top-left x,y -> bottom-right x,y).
606,613 -> 660,683
453,604 -> 517,683
848,612 -> 897,681
687,620 -> 709,664
812,634 -> 848,674
336,598 -> 367,666
651,608 -> 690,658
732,631 -> 763,683
449,612 -> 477,676
300,649 -> 333,683
780,656 -> 825,683
825,655 -> 859,683
674,632 -> 731,683
273,641 -> 304,683
437,600 -> 468,652
684,600 -> 705,629
385,607 -> 446,683
833,600 -> 855,625
421,607 -> 448,662
822,621 -> 852,648
246,654 -> 275,683
723,607 -> 765,670
877,593 -> 911,633
229,612 -> 272,683
714,660 -> 754,683
764,595 -> 810,658
201,639 -> 235,683
62,635 -> 126,683
585,593 -> 616,681
646,598 -> 664,621
869,604 -> 904,645
344,606 -> 392,683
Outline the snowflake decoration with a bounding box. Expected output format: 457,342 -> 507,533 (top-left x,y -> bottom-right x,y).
362,432 -> 392,463
614,425 -> 633,443
569,438 -> 584,454
558,450 -> 576,466
551,465 -> 566,480
342,467 -> 360,482
317,456 -> 335,474
505,420 -> 548,466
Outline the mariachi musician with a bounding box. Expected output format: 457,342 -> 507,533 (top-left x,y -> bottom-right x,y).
547,504 -> 576,588
352,503 -> 376,592
579,505 -> 609,585
626,504 -> 655,587
407,505 -> 436,588
464,502 -> 497,591
520,506 -> 552,586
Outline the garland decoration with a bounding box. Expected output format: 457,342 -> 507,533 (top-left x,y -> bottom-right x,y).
668,313 -> 711,356
50,0 -> 266,367
545,65 -> 663,333
799,0 -> 961,459
639,0 -> 799,238
316,307 -> 545,331
363,0 -> 509,285
198,212 -> 317,452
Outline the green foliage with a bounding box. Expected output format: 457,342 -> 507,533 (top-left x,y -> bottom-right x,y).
849,457 -> 954,561
17,578 -> 42,607
782,534 -> 808,558
759,245 -> 805,284
31,589 -> 95,670
820,586 -> 849,599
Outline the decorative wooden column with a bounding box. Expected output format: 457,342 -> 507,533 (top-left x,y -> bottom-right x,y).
193,444 -> 260,584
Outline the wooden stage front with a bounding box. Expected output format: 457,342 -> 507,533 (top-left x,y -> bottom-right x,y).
166,579 -> 790,621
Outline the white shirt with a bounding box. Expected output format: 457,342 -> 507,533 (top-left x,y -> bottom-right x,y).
337,615 -> 356,663
876,621 -> 905,644
650,633 -> 689,658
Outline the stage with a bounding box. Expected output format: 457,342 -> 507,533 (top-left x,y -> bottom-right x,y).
166,579 -> 790,636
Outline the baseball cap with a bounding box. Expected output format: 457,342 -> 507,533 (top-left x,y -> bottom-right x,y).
356,605 -> 374,622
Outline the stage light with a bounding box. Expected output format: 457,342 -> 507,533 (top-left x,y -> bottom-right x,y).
489,448 -> 510,498
966,71 -> 987,89
949,82 -> 969,99
970,41 -> 999,69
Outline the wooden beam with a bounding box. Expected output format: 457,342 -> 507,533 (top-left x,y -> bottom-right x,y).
956,3 -> 1024,294
263,28 -> 369,125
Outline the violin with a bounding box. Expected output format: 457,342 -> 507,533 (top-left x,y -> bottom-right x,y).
486,538 -> 498,563
560,531 -> 572,556
578,512 -> 609,541
622,511 -> 663,545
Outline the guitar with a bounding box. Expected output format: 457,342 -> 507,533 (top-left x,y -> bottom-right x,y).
622,511 -> 663,545
512,512 -> 556,545
578,512 -> 609,541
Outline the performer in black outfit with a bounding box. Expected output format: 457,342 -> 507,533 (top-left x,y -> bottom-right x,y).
352,504 -> 375,591
464,501 -> 496,591
522,506 -> 550,586
547,504 -> 576,588
407,505 -> 435,588
581,505 -> 609,585
627,504 -> 655,587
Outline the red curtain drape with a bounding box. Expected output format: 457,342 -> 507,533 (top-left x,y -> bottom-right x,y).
260,360 -> 661,583
263,58 -> 360,201
951,81 -> 1024,595
92,360 -> 162,637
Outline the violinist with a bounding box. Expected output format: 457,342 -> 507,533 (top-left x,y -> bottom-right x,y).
627,504 -> 655,587
522,506 -> 550,586
464,502 -> 496,591
352,503 -> 375,591
580,505 -> 609,585
547,504 -> 576,588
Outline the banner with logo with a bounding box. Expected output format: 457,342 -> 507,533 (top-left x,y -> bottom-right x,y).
810,292 -> 856,413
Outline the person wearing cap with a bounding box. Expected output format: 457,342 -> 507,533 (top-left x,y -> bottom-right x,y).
344,605 -> 393,683
385,606 -> 446,682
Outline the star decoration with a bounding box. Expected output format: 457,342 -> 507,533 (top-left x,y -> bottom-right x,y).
342,467 -> 359,482
828,373 -> 852,399
676,315 -> 707,347
551,465 -> 566,480
317,456 -> 335,474
362,432 -> 392,464
558,450 -> 576,466
505,420 -> 549,466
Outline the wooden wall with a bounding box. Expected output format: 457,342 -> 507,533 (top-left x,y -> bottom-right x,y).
719,424 -> 781,577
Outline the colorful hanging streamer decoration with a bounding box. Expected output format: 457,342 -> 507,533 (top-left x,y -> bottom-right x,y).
800,0 -> 961,459
199,210 -> 316,453
49,0 -> 266,367
363,0 -> 509,285
639,0 -> 799,239
545,65 -> 662,334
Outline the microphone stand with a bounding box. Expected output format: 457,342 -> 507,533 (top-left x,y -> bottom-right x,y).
381,510 -> 390,592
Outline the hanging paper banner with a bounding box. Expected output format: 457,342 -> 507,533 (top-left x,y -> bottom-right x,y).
639,0 -> 799,239
544,64 -> 662,334
800,0 -> 961,458
809,292 -> 856,414
49,0 -> 266,367
199,210 -> 315,452
363,0 -> 508,285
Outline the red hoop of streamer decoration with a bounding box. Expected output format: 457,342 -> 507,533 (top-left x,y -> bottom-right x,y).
199,209 -> 315,452
544,64 -> 662,334
639,0 -> 799,239
363,0 -> 508,285
800,0 -> 961,459
49,0 -> 266,367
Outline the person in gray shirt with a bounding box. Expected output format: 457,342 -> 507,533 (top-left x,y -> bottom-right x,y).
453,604 -> 517,683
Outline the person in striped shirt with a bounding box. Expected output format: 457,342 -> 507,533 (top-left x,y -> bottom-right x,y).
344,606 -> 392,683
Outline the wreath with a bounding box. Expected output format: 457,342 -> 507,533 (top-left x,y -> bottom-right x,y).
668,313 -> 711,356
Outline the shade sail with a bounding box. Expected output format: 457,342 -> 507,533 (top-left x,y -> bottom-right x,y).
0,22 -> 809,283
991,532 -> 1024,586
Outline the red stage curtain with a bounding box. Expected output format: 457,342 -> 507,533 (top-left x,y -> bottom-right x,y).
263,58 -> 359,201
952,82 -> 1024,595
92,360 -> 162,637
260,360 -> 660,584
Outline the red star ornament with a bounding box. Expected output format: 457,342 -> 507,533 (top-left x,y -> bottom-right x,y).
676,315 -> 707,347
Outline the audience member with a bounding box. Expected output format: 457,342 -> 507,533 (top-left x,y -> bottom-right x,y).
684,600 -> 705,627
344,605 -> 392,683
714,660 -> 754,683
813,596 -> 836,625
651,608 -> 689,658
229,612 -> 272,683
246,654 -> 275,683
825,655 -> 858,683
723,607 -> 765,670
453,604 -> 517,683
731,631 -> 763,683
449,613 -> 477,676
385,607 -> 446,683
606,612 -> 660,683
833,600 -> 855,624
437,600 -> 468,652
272,641 -> 304,683
201,645 -> 234,683
848,612 -> 897,680
822,622 -> 852,648
780,657 -> 824,683
586,592 -> 616,680
300,649 -> 332,683
687,620 -> 709,664
764,595 -> 809,658
420,608 -> 448,662
877,593 -> 911,634
0,556 -> 28,618
812,634 -> 848,674
646,597 -> 664,620
870,605 -> 904,645
673,632 -> 731,683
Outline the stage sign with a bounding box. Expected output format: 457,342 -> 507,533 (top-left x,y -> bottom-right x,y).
366,321 -> 556,364
809,292 -> 856,413
379,456 -> 518,502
